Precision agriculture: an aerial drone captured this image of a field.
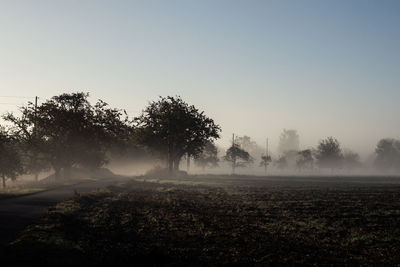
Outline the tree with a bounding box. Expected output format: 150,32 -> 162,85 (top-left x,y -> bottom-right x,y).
224,143 -> 253,174
260,155 -> 272,175
375,138 -> 400,171
194,141 -> 219,170
296,149 -> 313,170
278,129 -> 299,154
275,156 -> 288,170
0,128 -> 23,188
343,150 -> 361,170
235,135 -> 263,159
315,137 -> 343,170
5,92 -> 133,179
135,96 -> 220,172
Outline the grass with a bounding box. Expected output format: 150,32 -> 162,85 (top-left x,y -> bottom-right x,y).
3,175 -> 400,266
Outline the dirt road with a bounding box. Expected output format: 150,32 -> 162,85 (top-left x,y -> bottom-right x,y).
0,176 -> 129,248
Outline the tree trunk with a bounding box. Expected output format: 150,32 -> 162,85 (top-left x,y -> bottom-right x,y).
168,157 -> 174,173
186,155 -> 190,172
2,175 -> 5,189
173,157 -> 181,172
54,167 -> 61,180
64,165 -> 72,179
34,173 -> 39,182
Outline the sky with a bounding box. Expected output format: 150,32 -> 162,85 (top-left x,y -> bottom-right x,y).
0,0 -> 399,158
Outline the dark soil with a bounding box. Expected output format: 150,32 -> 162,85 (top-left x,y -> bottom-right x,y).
2,176 -> 400,266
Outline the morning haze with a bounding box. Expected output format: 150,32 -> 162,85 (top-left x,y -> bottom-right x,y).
1,1 -> 400,265
1,0 -> 399,158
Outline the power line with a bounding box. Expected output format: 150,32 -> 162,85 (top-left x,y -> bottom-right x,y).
0,95 -> 34,99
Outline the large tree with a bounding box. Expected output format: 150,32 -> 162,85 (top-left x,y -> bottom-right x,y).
315,137 -> 343,170
135,96 -> 220,172
0,128 -> 23,188
5,92 -> 133,179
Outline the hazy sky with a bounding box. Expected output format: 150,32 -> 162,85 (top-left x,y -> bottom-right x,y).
1,0 -> 399,157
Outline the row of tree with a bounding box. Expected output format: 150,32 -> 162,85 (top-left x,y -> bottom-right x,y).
219,134 -> 400,174
0,93 -> 220,187
1,92 -> 399,187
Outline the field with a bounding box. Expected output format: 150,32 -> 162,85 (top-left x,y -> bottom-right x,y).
3,175 -> 400,266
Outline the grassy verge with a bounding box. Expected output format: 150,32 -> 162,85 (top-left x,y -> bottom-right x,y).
3,178 -> 400,266
0,188 -> 49,200
0,177 -> 99,201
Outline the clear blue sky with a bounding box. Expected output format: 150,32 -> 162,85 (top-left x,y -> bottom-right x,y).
1,0 -> 399,157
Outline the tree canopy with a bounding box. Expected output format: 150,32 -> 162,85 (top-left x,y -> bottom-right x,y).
194,140 -> 219,170
315,137 -> 343,170
135,96 -> 221,172
375,138 -> 400,172
4,92 -> 133,179
296,149 -> 313,170
278,129 -> 299,154
0,128 -> 23,188
224,143 -> 253,174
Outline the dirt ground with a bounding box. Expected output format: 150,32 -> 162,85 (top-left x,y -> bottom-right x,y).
2,175 -> 400,266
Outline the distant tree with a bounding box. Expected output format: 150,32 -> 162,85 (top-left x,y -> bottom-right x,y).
296,149 -> 313,170
278,129 -> 299,154
224,143 -> 253,174
194,141 -> 219,170
5,92 -> 133,179
0,128 -> 23,188
275,155 -> 288,170
343,150 -> 362,170
315,137 -> 343,170
260,154 -> 272,175
375,138 -> 400,171
135,96 -> 220,172
235,135 -> 263,159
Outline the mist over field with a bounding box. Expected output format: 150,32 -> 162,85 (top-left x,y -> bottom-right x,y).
1,1 -> 400,266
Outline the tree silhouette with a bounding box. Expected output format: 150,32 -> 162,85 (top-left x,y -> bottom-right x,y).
224,143 -> 252,174
315,137 -> 343,170
260,154 -> 272,175
0,128 -> 23,188
275,156 -> 288,170
343,150 -> 361,170
278,129 -> 299,154
5,92 -> 133,179
375,138 -> 400,171
194,141 -> 219,170
297,149 -> 313,170
136,96 -> 220,172
235,135 -> 263,159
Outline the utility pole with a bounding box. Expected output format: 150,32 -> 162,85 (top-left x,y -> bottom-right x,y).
265,138 -> 268,175
33,96 -> 39,181
232,133 -> 235,175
